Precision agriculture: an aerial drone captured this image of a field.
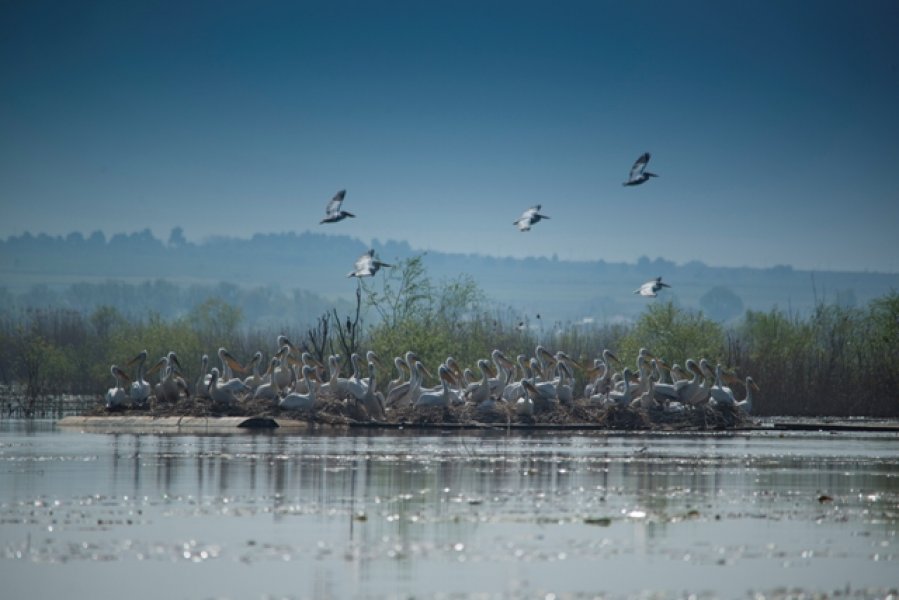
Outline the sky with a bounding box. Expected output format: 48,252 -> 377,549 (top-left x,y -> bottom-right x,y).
1,0 -> 898,273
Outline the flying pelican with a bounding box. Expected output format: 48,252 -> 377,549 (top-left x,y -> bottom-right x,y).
623,152 -> 658,186
634,277 -> 671,297
105,365 -> 130,410
320,189 -> 355,224
514,205 -> 550,232
347,249 -> 392,278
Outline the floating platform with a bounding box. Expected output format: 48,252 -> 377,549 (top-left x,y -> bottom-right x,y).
56,415 -> 899,433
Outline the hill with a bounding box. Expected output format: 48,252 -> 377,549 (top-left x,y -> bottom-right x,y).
1,228 -> 896,327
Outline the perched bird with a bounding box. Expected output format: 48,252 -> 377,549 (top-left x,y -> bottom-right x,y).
320,189 -> 355,224
623,152 -> 658,186
347,249 -> 392,278
634,277 -> 671,297
514,205 -> 550,231
105,365 -> 130,410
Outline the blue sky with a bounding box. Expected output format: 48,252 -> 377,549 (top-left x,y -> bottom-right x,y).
2,0 -> 898,272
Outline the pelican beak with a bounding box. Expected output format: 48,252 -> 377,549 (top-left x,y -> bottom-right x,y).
750,380 -> 761,391
126,352 -> 145,367
605,351 -> 622,365
146,357 -> 166,376
223,351 -> 246,374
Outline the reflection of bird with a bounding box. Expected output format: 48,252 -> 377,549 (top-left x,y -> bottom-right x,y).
347,249 -> 392,278
623,152 -> 658,186
320,189 -> 355,224
634,277 -> 671,297
514,205 -> 550,231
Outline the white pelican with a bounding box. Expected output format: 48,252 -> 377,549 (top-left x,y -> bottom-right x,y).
735,376 -> 759,414
253,357 -> 283,402
126,350 -> 152,406
320,189 -> 356,224
347,249 -> 392,278
623,152 -> 658,186
359,361 -> 387,420
384,352 -> 425,408
208,368 -> 241,404
242,351 -> 265,390
217,347 -> 250,394
514,205 -> 550,231
606,368 -> 635,406
634,277 -> 671,297
386,356 -> 408,397
105,365 -> 130,410
195,354 -> 211,399
280,366 -> 317,412
710,364 -> 742,406
414,364 -> 454,409
463,359 -> 492,405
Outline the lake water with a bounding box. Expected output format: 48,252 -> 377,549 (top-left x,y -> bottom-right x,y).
1,420 -> 897,600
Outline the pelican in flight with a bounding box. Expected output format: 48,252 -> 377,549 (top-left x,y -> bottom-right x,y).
634,277 -> 671,297
347,249 -> 392,278
513,205 -> 550,231
320,189 -> 355,224
623,152 -> 658,186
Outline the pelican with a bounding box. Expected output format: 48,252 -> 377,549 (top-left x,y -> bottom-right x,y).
623,152 -> 658,186
514,205 -> 550,232
463,359 -> 492,405
710,364 -> 741,406
280,366 -> 317,412
195,354 -> 211,399
386,356 -> 408,397
253,357 -> 283,402
735,376 -> 759,414
242,351 -> 265,391
356,361 -> 386,420
606,368 -> 635,406
126,350 -> 152,406
414,364 -> 454,409
347,249 -> 392,278
208,368 -> 240,404
634,277 -> 671,297
320,189 -> 355,224
105,365 -> 130,410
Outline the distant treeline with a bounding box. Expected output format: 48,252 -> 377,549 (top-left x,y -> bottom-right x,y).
1,255 -> 896,419
2,228 -> 898,325
0,279 -> 353,331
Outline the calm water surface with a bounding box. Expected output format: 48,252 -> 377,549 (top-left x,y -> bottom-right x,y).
1,420 -> 897,600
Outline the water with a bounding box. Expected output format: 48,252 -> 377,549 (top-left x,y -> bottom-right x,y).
1,421 -> 897,600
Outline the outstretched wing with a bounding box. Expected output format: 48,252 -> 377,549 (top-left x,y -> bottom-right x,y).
628,153 -> 651,182
325,190 -> 346,215
353,250 -> 374,273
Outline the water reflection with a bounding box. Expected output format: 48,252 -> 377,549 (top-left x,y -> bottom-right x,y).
1,424 -> 897,599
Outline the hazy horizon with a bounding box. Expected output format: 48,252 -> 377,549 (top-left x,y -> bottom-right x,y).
2,1 -> 898,273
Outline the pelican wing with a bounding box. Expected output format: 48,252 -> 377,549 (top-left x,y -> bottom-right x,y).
354,251 -> 374,274
325,190 -> 347,216
628,153 -> 651,182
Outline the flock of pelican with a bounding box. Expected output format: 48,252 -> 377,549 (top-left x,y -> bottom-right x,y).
320,154 -> 670,298
105,337 -> 757,425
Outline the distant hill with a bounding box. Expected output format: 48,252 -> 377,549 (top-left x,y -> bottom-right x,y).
1,228 -> 897,327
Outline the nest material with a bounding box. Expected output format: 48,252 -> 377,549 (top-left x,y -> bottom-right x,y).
93,391 -> 752,430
